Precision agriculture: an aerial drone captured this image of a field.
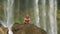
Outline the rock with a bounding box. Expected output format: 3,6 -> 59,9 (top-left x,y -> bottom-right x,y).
0,25 -> 8,34
0,27 -> 8,34
12,23 -> 46,34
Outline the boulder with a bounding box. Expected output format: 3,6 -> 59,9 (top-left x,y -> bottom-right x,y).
0,26 -> 8,34
12,23 -> 46,34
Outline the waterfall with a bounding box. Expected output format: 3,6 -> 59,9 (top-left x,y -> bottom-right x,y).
3,0 -> 14,34
34,0 -> 40,27
41,0 -> 46,31
0,0 -> 57,34
1,0 -> 7,27
48,0 -> 57,34
54,0 -> 57,34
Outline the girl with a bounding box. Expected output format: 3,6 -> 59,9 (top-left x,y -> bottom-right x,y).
24,15 -> 31,24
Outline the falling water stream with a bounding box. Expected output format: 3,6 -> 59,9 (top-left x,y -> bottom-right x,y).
3,0 -> 14,34
41,0 -> 46,31
34,0 -> 40,27
48,0 -> 57,34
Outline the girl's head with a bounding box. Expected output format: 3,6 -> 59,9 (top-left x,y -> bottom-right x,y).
26,15 -> 29,18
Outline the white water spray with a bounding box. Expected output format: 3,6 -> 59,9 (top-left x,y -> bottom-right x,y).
54,0 -> 57,34
34,0 -> 40,27
3,0 -> 14,34
41,0 -> 46,31
48,0 -> 57,34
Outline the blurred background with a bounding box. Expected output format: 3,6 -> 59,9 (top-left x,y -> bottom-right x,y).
0,0 -> 60,34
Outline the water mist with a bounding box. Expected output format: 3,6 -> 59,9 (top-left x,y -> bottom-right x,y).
34,0 -> 40,27
48,0 -> 57,34
3,0 -> 14,34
